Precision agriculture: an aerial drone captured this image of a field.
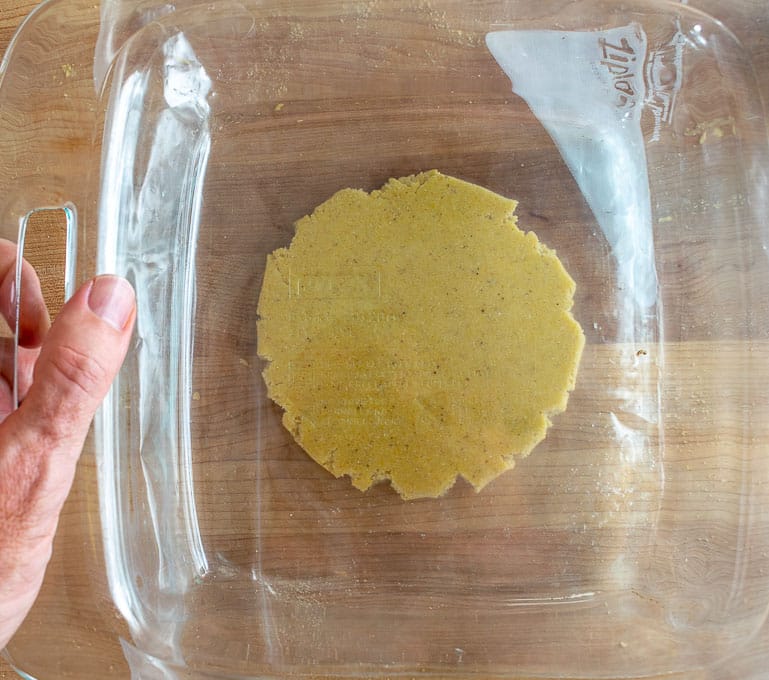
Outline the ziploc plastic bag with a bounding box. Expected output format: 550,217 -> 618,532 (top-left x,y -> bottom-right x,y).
487,25 -> 660,339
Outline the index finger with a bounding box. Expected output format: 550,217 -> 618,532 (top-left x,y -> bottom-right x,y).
0,239 -> 51,348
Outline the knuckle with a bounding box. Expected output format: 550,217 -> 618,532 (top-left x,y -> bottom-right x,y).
46,343 -> 107,400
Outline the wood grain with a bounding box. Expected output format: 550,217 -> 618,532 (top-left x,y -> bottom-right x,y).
1,1 -> 769,679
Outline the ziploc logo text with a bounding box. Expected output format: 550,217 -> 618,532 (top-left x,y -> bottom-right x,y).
289,268 -> 380,300
598,36 -> 641,111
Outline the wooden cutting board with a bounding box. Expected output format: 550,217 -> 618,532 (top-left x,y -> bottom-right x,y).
1,1 -> 768,679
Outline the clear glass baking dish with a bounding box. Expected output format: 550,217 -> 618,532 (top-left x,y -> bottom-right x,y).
1,0 -> 768,678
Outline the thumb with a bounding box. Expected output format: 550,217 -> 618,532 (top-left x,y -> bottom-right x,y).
20,275 -> 135,447
0,275 -> 134,649
3,274 -> 134,517
17,275 -> 135,455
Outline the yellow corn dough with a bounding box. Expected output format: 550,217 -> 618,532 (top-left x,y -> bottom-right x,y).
257,171 -> 584,500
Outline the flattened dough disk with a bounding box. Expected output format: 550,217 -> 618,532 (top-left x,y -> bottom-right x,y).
257,171 -> 584,500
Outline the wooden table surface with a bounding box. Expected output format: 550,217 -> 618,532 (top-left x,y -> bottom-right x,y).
1,1 -> 769,678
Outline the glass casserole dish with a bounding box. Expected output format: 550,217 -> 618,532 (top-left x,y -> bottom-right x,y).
0,0 -> 768,677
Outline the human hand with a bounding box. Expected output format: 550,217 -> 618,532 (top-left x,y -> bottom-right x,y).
0,239 -> 135,649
